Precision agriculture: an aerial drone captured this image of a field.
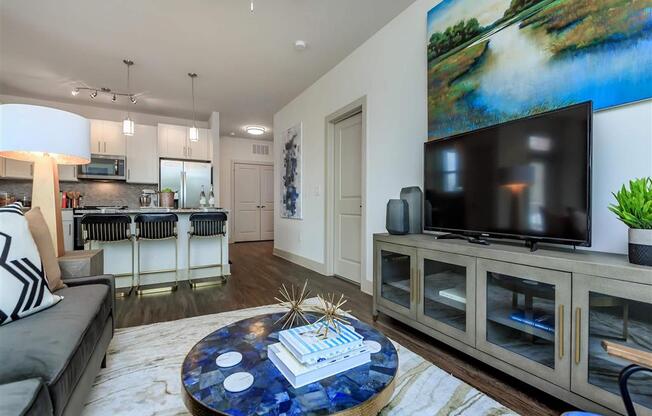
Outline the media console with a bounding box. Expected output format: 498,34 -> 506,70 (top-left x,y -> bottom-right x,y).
372,233 -> 652,416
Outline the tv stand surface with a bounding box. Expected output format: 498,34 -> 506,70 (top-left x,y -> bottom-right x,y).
373,233 -> 651,416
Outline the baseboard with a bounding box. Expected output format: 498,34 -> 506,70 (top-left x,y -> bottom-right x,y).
273,247 -> 327,275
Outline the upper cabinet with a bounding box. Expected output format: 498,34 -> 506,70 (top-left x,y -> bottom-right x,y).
158,123 -> 210,161
3,159 -> 33,179
90,119 -> 126,156
58,165 -> 78,182
126,124 -> 158,184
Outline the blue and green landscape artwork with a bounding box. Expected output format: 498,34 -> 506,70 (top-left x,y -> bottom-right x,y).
427,0 -> 652,139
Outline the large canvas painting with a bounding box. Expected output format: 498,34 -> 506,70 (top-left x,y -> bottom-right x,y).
281,123 -> 302,219
427,0 -> 652,139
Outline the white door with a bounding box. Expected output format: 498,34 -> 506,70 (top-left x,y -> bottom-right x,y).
126,125 -> 158,184
102,121 -> 126,155
234,164 -> 262,242
333,113 -> 362,283
260,165 -> 275,240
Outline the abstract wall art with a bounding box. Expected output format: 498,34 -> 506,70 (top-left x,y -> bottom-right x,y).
281,122 -> 302,219
427,0 -> 652,140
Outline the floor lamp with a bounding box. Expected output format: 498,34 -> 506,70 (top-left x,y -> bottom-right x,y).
0,104 -> 90,257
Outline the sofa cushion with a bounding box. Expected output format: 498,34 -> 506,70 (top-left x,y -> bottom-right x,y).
25,207 -> 65,292
0,284 -> 111,416
0,202 -> 62,325
0,378 -> 53,416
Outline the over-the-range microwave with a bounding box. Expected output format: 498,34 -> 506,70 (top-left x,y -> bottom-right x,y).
77,154 -> 126,180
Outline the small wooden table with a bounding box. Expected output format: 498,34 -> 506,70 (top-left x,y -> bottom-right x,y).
181,313 -> 398,416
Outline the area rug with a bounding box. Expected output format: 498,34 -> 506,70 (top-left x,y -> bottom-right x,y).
82,299 -> 518,415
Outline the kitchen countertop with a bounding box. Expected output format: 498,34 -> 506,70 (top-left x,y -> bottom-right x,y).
74,207 -> 229,214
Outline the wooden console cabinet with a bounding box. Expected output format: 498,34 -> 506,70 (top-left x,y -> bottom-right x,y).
373,234 -> 652,416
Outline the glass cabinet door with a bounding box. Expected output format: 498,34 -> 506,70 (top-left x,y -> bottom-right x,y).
476,259 -> 572,389
375,242 -> 417,319
416,249 -> 476,346
571,274 -> 652,416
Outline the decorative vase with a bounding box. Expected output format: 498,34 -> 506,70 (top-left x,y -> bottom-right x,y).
159,192 -> 175,208
628,228 -> 652,266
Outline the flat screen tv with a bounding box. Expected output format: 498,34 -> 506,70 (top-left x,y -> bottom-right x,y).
424,102 -> 592,247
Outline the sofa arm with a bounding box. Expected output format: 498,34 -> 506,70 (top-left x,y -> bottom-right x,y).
63,274 -> 115,332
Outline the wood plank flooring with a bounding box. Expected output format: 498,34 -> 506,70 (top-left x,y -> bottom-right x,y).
115,241 -> 572,416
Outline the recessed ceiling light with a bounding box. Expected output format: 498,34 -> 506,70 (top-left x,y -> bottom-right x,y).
245,126 -> 266,136
295,40 -> 307,51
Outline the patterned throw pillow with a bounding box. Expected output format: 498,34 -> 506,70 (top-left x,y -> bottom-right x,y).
0,202 -> 62,325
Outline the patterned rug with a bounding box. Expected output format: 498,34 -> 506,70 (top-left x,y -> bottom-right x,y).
82,299 -> 518,415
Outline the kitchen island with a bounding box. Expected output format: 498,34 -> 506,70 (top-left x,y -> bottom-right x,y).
78,208 -> 229,289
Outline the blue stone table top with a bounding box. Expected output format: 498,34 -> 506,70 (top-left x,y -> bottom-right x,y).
181,313 -> 398,416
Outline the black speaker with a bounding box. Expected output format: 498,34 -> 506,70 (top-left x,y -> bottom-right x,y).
400,186 -> 422,234
386,199 -> 409,235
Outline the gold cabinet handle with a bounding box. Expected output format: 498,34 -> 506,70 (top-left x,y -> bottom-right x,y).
558,304 -> 564,359
575,307 -> 582,364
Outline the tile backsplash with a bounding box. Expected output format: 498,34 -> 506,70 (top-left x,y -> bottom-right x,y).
0,179 -> 157,208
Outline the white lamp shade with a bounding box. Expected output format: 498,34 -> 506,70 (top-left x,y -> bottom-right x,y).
0,104 -> 91,165
123,117 -> 135,136
189,126 -> 199,142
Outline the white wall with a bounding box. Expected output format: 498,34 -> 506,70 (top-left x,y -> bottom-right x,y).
219,136 -> 274,236
274,0 -> 652,294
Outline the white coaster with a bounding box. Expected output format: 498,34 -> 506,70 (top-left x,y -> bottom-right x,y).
216,351 -> 242,368
364,340 -> 382,354
223,372 -> 254,393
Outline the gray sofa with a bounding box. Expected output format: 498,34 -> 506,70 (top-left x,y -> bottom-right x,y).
0,275 -> 114,416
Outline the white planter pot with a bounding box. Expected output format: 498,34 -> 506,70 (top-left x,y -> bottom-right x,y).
628,228 -> 652,266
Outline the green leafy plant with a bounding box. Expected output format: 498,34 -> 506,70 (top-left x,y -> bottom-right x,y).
160,187 -> 174,193
608,177 -> 652,229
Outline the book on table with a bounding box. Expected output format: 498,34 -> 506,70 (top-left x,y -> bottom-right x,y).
278,323 -> 364,365
268,342 -> 371,388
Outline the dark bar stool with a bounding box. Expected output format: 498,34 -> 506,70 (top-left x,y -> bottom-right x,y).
187,212 -> 227,288
81,213 -> 134,296
134,213 -> 179,295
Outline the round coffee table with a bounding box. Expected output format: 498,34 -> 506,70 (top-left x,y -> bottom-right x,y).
181,313 -> 398,415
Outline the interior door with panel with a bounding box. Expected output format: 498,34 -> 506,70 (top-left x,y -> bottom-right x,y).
259,165 -> 275,241
417,249 -> 476,347
375,241 -> 417,319
233,163 -> 261,242
333,113 -> 362,283
476,259 -> 572,389
571,274 -> 652,416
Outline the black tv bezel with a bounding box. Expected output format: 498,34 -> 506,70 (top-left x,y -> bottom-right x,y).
423,101 -> 593,248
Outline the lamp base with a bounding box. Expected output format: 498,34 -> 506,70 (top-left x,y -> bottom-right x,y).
31,156 -> 64,257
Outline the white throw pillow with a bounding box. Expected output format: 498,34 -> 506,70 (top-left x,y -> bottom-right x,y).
0,202 -> 62,325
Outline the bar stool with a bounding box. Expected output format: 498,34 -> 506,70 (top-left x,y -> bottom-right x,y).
134,213 -> 179,295
187,212 -> 228,288
81,213 -> 134,297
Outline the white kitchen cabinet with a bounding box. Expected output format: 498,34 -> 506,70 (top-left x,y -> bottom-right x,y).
188,128 -> 210,160
158,124 -> 210,160
62,210 -> 74,252
58,165 -> 78,182
126,124 -> 158,184
3,158 -> 33,179
90,119 -> 126,156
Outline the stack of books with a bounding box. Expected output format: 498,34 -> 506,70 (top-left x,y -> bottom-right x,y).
268,323 -> 371,388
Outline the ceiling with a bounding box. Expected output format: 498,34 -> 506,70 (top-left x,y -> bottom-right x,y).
0,0 -> 417,140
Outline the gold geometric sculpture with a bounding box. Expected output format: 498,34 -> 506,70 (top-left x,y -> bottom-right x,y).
274,280 -> 311,329
313,293 -> 351,338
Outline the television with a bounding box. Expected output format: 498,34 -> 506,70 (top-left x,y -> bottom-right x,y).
424,102 -> 592,247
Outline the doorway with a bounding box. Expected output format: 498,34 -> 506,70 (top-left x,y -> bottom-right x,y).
333,112 -> 363,283
233,162 -> 274,242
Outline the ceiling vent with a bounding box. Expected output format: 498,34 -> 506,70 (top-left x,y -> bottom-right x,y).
253,143 -> 270,155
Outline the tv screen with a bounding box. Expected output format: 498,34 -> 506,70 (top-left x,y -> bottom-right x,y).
424,102 -> 592,246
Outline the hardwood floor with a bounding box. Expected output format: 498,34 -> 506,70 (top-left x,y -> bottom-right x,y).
115,241 -> 573,416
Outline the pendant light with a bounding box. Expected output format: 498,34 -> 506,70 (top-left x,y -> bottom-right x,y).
188,72 -> 199,142
122,59 -> 135,136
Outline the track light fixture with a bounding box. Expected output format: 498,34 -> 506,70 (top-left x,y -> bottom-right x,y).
71,88 -> 80,96
112,94 -> 117,102
71,59 -> 138,105
90,90 -> 98,98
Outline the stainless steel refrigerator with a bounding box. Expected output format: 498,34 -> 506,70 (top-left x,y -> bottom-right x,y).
160,159 -> 212,208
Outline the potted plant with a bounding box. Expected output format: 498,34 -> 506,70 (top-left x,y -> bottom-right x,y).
159,187 -> 176,208
609,177 -> 652,266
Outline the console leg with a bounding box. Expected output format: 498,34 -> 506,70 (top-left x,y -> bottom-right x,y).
372,312 -> 379,322
101,355 -> 107,369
